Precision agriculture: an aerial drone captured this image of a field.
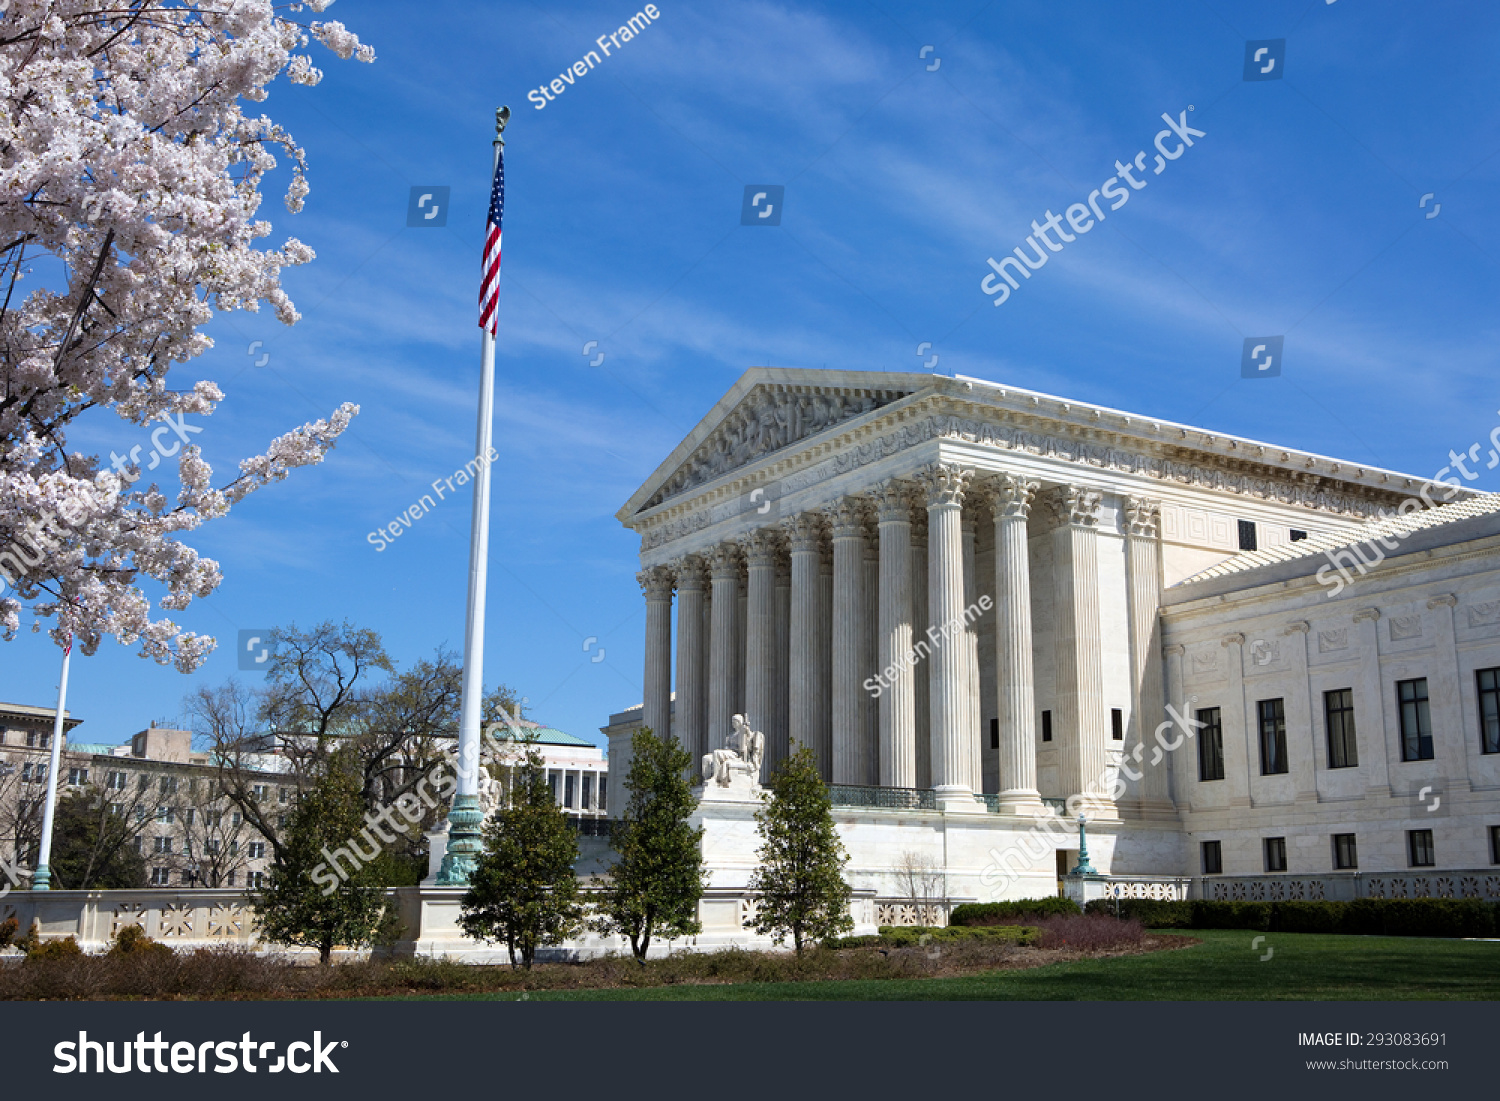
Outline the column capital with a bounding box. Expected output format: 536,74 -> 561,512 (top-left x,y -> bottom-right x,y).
1041,485 -> 1103,529
1221,632 -> 1246,648
740,527 -> 783,567
673,554 -> 708,592
1352,607 -> 1381,624
708,542 -> 742,580
1123,496 -> 1161,539
1283,620 -> 1311,635
1427,593 -> 1458,609
1163,643 -> 1185,657
637,564 -> 675,600
987,472 -> 1041,520
874,479 -> 917,524
827,496 -> 871,539
918,463 -> 972,508
785,511 -> 826,553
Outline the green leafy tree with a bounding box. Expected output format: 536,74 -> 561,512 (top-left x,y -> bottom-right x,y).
593,728 -> 705,962
254,749 -> 386,965
47,789 -> 148,889
459,747 -> 582,969
748,746 -> 853,954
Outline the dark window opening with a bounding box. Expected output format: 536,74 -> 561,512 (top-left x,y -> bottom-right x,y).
1041,710 -> 1052,743
1407,829 -> 1435,868
1110,708 -> 1124,741
1201,840 -> 1223,875
1324,688 -> 1358,769
1398,678 -> 1434,761
1237,520 -> 1258,551
1333,833 -> 1358,870
1289,529 -> 1308,542
1264,837 -> 1287,873
1197,708 -> 1224,781
1258,698 -> 1288,775
1477,667 -> 1500,755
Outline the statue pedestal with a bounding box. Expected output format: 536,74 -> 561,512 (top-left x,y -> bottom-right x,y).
697,767 -> 764,804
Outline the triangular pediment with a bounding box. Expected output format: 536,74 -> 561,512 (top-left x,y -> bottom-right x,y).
621,368 -> 932,518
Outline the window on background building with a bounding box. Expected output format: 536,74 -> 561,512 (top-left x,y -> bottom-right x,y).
249,871 -> 265,889
279,787 -> 290,804
150,867 -> 170,886
153,836 -> 172,854
248,842 -> 265,859
66,767 -> 87,786
1408,829 -> 1435,868
106,771 -> 126,791
1237,520 -> 1258,551
1258,698 -> 1288,775
1111,708 -> 1124,741
229,841 -> 239,855
1333,833 -> 1358,870
133,837 -> 143,854
1041,710 -> 1053,742
1197,707 -> 1225,781
277,815 -> 287,829
206,839 -> 220,855
582,774 -> 594,811
564,774 -> 576,809
1324,688 -> 1358,768
184,808 -> 195,826
252,784 -> 267,801
227,872 -> 236,887
209,810 -> 223,828
183,840 -> 193,858
134,806 -> 146,823
231,812 -> 241,827
548,772 -> 560,803
1264,837 -> 1287,873
1477,667 -> 1500,755
1491,825 -> 1500,865
138,773 -> 149,791
1201,841 -> 1223,875
599,777 -> 607,813
159,776 -> 177,795
156,805 -> 173,824
25,731 -> 49,749
1398,678 -> 1434,761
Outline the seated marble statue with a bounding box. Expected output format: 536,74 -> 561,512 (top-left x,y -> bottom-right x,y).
702,713 -> 765,787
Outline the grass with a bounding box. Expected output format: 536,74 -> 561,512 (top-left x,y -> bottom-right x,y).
376,930 -> 1500,1002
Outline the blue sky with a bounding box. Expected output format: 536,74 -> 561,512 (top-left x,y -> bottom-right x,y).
5,0 -> 1500,748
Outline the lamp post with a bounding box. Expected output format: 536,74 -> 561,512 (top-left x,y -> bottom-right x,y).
32,639 -> 72,891
1070,812 -> 1096,876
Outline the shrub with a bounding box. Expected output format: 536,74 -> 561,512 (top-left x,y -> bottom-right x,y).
24,935 -> 83,962
950,898 -> 1080,925
0,916 -> 17,949
1034,914 -> 1146,951
826,925 -> 1037,949
1086,897 -> 1500,938
1085,899 -> 1195,927
108,924 -> 173,958
1272,900 -> 1346,934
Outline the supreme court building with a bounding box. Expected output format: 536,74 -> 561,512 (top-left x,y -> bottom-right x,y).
606,368 -> 1500,909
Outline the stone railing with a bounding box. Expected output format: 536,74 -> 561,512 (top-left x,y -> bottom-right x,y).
873,900 -> 952,927
1,889 -> 259,951
1098,877 -> 1193,901
1198,871 -> 1500,903
826,784 -> 937,811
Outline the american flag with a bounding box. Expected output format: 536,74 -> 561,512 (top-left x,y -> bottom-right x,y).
478,147 -> 505,335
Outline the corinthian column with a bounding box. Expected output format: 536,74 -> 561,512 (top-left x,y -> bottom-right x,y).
920,464 -> 977,809
773,554 -> 791,773
639,564 -> 675,742
674,556 -> 708,763
829,499 -> 868,785
861,523 -> 880,785
1123,496 -> 1171,814
990,474 -> 1043,812
708,544 -> 742,751
961,513 -> 983,795
1043,486 -> 1110,815
787,514 -> 824,764
911,510 -> 931,789
875,481 -> 916,789
816,531 -> 834,779
742,529 -> 779,770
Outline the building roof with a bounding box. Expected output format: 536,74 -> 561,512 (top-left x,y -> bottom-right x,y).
1178,493 -> 1500,583
0,702 -> 83,731
491,721 -> 599,749
67,742 -> 122,756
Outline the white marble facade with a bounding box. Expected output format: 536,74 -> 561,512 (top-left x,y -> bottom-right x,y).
608,368 -> 1499,901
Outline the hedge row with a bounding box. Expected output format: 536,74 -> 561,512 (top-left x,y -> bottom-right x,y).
826,924 -> 1037,949
949,898 -> 1081,925
1083,897 -> 1500,938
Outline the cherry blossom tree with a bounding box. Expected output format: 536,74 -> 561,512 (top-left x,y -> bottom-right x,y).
0,0 -> 373,669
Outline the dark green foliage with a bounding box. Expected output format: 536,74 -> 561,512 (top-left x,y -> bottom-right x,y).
1084,897 -> 1500,938
592,728 -> 705,962
747,747 -> 854,955
460,747 -> 583,969
254,748 -> 388,965
108,924 -> 172,958
950,897 -> 1081,925
46,789 -> 147,889
0,916 -> 17,948
21,928 -> 83,961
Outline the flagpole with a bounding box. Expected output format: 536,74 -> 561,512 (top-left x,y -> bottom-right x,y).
31,638 -> 71,891
438,105 -> 509,886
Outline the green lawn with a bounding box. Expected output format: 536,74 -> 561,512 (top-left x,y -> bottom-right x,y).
378,930 -> 1500,1001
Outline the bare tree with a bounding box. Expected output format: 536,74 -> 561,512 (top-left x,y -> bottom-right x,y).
896,850 -> 949,926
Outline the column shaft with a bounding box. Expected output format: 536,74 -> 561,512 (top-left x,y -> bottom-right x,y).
1124,497 -> 1171,811
787,515 -> 823,764
639,565 -> 674,742
992,475 -> 1042,811
743,530 -> 779,769
922,465 -> 974,804
708,545 -> 742,751
674,557 -> 708,763
911,516 -> 931,789
830,500 -> 868,785
876,483 -> 916,788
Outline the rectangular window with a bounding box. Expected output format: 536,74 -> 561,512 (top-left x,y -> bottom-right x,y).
231,811 -> 242,827
1477,667 -> 1500,755
26,731 -> 49,749
106,771 -> 127,791
1491,825 -> 1500,865
67,767 -> 88,786
548,772 -> 560,802
564,774 -> 576,809
206,839 -> 220,855
159,776 -> 177,795
1237,519 -> 1258,551
1201,840 -> 1223,875
1197,707 -> 1225,781
1398,678 -> 1434,761
150,867 -> 170,886
156,805 -> 174,824
989,717 -> 999,750
1324,688 -> 1358,768
134,806 -> 146,823
279,787 -> 290,804
209,810 -> 223,828
1333,833 -> 1358,870
1407,829 -> 1435,868
248,842 -> 265,859
1041,710 -> 1053,743
582,774 -> 594,810
1110,708 -> 1124,741
249,871 -> 265,889
184,808 -> 195,826
599,776 -> 607,813
1264,837 -> 1287,873
230,840 -> 239,856
138,773 -> 149,792
1290,529 -> 1308,542
1258,698 -> 1288,775
153,836 -> 172,854
252,784 -> 267,801
227,872 -> 236,887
